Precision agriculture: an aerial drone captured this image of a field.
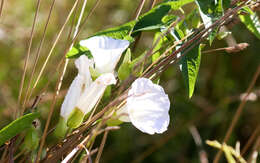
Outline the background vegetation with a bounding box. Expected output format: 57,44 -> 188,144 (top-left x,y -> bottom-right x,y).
0,0 -> 259,162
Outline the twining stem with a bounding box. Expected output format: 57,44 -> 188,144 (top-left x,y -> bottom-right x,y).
17,0 -> 41,118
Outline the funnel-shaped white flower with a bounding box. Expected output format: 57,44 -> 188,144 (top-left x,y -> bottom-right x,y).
76,73 -> 116,114
118,78 -> 170,135
60,55 -> 92,120
80,36 -> 130,74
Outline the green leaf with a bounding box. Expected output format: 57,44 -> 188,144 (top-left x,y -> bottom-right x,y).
21,126 -> 39,151
0,112 -> 40,146
106,118 -> 123,126
130,51 -> 147,77
53,116 -> 68,139
66,43 -> 92,59
133,4 -> 172,32
133,0 -> 194,32
195,0 -> 224,45
67,107 -> 84,129
179,44 -> 201,98
163,0 -> 194,9
239,7 -> 260,39
94,21 -> 136,40
152,32 -> 170,63
66,0 -> 194,59
118,49 -> 132,81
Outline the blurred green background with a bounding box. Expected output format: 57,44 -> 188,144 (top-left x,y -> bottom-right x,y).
0,0 -> 259,162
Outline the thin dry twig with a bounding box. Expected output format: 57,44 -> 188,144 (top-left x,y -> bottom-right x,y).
149,0 -> 157,9
17,0 -> 42,118
21,0 -> 57,115
81,148 -> 98,163
129,0 -> 147,36
36,59 -> 68,162
247,136 -> 260,163
36,0 -> 88,154
241,125 -> 260,155
31,0 -> 80,97
0,0 -> 4,18
213,65 -> 260,163
94,130 -> 109,163
189,126 -> 208,163
202,43 -> 249,54
31,0 -> 101,110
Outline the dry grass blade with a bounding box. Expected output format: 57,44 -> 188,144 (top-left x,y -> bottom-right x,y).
0,0 -> 4,18
213,65 -> 260,163
36,0 -> 90,161
247,136 -> 260,162
36,59 -> 68,162
206,140 -> 246,163
129,0 -> 146,36
241,125 -> 260,155
17,0 -> 42,118
31,0 -> 81,96
95,130 -> 109,163
149,0 -> 157,9
189,126 -> 208,163
21,0 -> 57,115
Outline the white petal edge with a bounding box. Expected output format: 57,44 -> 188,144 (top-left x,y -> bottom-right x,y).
80,36 -> 130,74
60,75 -> 84,120
75,55 -> 93,87
76,73 -> 117,114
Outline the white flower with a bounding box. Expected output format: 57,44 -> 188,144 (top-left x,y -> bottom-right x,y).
80,36 -> 130,74
76,73 -> 116,114
118,78 -> 170,135
60,55 -> 92,120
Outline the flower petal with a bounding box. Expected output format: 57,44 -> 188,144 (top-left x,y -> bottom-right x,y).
80,36 -> 130,74
75,55 -> 93,87
60,75 -> 84,120
127,78 -> 170,134
76,73 -> 116,114
60,55 -> 93,120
